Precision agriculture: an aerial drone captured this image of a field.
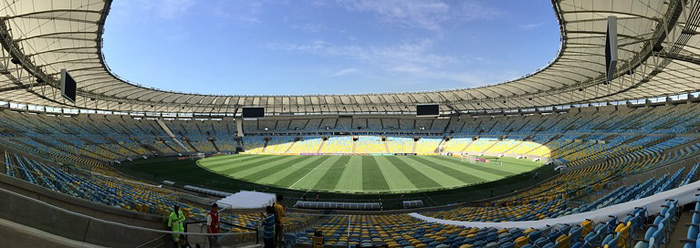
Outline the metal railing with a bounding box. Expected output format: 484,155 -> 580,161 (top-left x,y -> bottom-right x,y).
0,187 -> 257,247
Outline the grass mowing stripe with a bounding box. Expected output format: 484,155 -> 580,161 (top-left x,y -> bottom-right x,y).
241,156 -> 315,181
457,156 -> 540,171
335,156 -> 363,192
394,156 -> 465,188
417,156 -> 513,177
200,154 -> 263,165
312,156 -> 351,190
256,156 -> 325,184
215,155 -> 292,175
231,156 -> 302,177
361,156 -> 390,191
384,156 -> 442,189
405,156 -> 488,184
289,156 -> 342,189
273,156 -> 334,187
433,156 -> 532,175
208,155 -> 289,173
202,155 -> 276,170
200,154 -> 254,163
431,156 -> 524,175
373,156 -> 418,191
497,157 -> 543,168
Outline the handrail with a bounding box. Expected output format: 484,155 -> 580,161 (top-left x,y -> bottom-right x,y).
186,220 -> 260,244
0,186 -> 253,236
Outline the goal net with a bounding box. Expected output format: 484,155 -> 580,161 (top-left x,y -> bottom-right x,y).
460,155 -> 502,165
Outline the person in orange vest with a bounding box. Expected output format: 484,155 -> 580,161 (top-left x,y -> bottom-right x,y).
206,203 -> 220,248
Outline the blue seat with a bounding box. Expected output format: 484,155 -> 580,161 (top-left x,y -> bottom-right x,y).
602,234 -> 615,246
284,233 -> 297,248
584,231 -> 600,245
569,227 -> 582,243
541,243 -> 555,248
534,237 -> 549,247
547,232 -> 561,243
528,231 -> 542,241
499,242 -> 514,248
688,225 -> 698,241
633,241 -> 647,248
605,234 -> 619,248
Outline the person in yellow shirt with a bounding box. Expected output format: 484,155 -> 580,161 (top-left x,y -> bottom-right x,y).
273,195 -> 286,247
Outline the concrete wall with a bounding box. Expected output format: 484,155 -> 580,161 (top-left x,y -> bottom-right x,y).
0,174 -> 172,247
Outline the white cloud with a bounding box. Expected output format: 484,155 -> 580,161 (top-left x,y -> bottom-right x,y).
155,0 -> 196,19
316,0 -> 503,32
292,23 -> 327,33
209,0 -> 269,26
265,39 -> 507,87
110,0 -> 196,19
334,0 -> 449,31
518,23 -> 545,30
330,68 -> 359,77
237,16 -> 262,24
457,2 -> 503,22
266,39 -> 456,67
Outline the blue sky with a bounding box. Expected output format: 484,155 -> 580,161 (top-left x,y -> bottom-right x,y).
102,0 -> 559,95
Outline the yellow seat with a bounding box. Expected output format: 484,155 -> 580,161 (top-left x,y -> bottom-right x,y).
581,220 -> 593,237
555,234 -> 570,248
514,236 -> 529,248
616,223 -> 631,248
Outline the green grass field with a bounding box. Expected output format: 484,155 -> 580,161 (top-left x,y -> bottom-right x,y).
197,154 -> 544,194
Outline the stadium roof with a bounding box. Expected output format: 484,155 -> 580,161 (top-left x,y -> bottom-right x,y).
0,0 -> 698,115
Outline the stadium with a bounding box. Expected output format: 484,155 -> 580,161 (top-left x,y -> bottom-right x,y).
2,0 -> 700,247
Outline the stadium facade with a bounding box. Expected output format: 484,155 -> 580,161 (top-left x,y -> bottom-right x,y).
1,0 -> 700,247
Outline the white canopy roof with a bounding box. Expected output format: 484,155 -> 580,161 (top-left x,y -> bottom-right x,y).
217,190 -> 276,209
0,0 -> 697,114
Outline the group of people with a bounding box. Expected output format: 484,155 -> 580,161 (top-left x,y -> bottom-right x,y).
262,195 -> 286,248
167,195 -> 286,248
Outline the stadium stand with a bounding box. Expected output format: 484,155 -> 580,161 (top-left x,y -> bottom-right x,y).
5,1 -> 700,247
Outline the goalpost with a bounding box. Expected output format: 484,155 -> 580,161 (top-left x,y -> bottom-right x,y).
460,154 -> 502,165
189,153 -> 205,160
460,154 -> 476,163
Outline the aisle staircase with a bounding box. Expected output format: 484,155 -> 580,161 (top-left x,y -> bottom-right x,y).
155,119 -> 189,152
317,139 -> 326,153
460,139 -> 475,153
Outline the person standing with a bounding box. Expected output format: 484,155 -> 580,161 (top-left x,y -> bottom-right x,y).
168,205 -> 186,246
206,203 -> 220,248
262,206 -> 276,248
273,195 -> 286,247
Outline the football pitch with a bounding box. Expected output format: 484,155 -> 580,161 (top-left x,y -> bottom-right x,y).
197,154 -> 544,194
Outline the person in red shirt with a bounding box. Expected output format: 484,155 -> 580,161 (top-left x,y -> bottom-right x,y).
206,203 -> 220,248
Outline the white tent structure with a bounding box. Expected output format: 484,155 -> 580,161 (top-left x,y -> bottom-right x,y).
217,191 -> 276,209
